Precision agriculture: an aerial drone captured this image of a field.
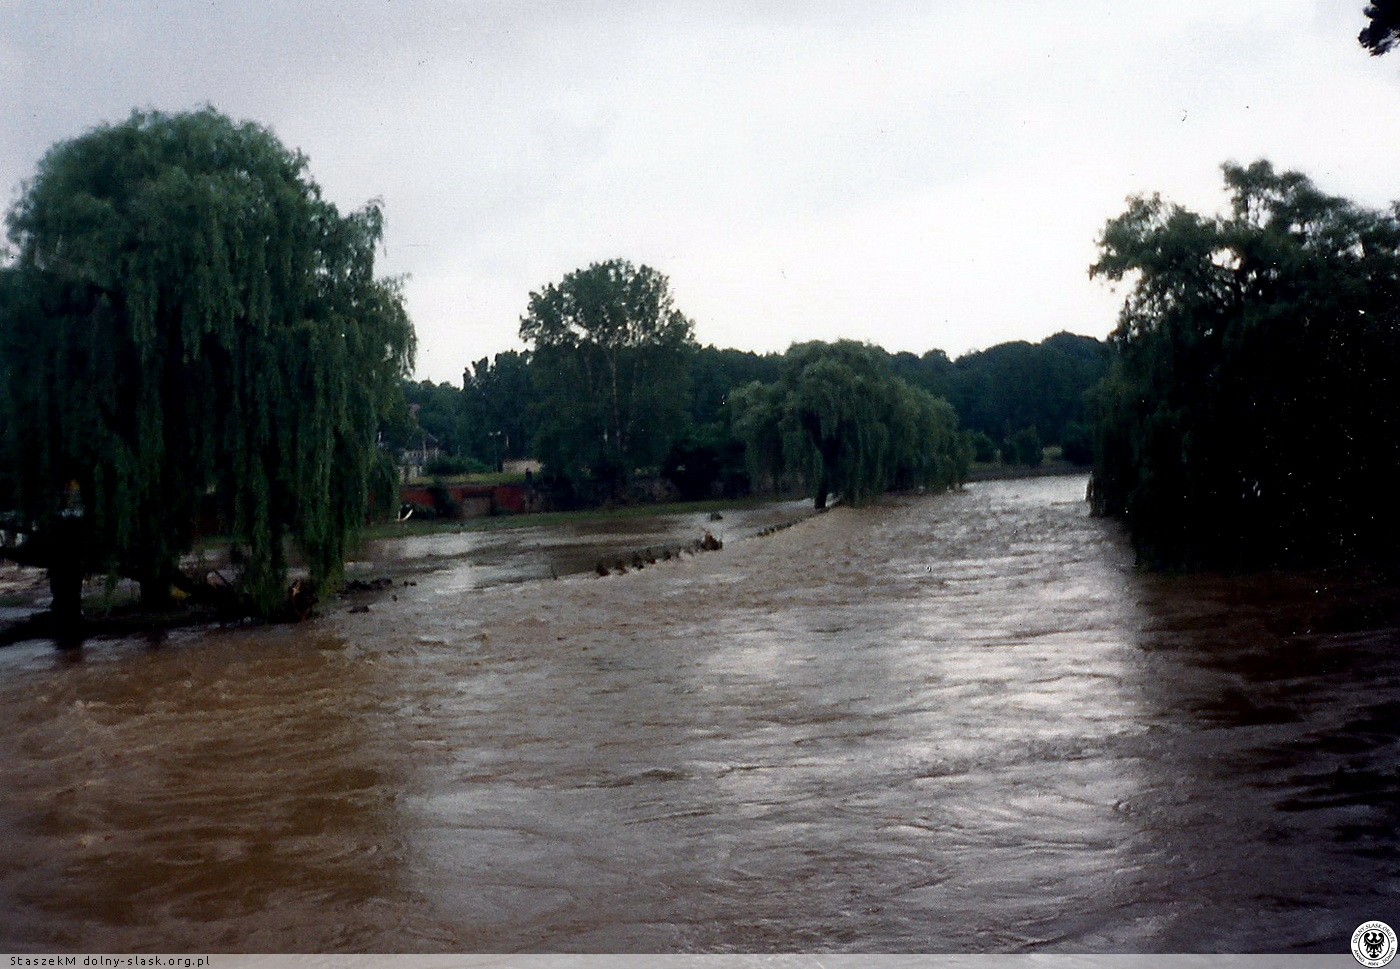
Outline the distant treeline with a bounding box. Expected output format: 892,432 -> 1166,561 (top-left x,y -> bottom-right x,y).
384,286 -> 1108,508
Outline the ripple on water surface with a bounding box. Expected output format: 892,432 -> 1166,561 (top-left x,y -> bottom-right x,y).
1,476 -> 1397,952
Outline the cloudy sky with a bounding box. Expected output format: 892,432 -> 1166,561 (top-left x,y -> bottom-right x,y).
3,0 -> 1399,383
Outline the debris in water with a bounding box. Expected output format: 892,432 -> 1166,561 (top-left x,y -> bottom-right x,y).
343,577 -> 393,593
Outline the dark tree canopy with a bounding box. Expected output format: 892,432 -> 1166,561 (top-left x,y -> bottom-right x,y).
690,346 -> 783,430
1360,0 -> 1400,54
884,334 -> 1108,457
1089,160 -> 1400,569
463,350 -> 538,463
0,108 -> 415,618
397,379 -> 470,458
376,352 -> 541,474
519,259 -> 696,492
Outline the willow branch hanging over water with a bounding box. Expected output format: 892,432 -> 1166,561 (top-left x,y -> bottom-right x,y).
0,108 -> 415,619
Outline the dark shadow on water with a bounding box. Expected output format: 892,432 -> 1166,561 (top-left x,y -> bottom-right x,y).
1119,566 -> 1400,951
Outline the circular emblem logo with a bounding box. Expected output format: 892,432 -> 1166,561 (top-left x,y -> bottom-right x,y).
1353,921 -> 1398,967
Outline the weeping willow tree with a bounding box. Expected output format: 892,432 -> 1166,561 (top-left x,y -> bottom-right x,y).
730,340 -> 967,508
0,108 -> 415,621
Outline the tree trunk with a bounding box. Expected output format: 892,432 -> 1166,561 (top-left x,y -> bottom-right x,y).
140,575 -> 173,611
47,556 -> 84,644
42,513 -> 87,643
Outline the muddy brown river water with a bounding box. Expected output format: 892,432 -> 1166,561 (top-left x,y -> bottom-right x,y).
1,476 -> 1397,953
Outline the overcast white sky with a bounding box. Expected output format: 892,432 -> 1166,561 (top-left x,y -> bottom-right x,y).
4,0 -> 1400,383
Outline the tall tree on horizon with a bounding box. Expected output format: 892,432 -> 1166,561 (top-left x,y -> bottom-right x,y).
519,259 -> 696,493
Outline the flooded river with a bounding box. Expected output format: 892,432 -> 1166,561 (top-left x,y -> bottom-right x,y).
1,476 -> 1397,952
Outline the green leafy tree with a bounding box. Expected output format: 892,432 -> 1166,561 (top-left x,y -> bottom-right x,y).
966,429 -> 999,463
882,336 -> 1108,452
1007,426 -> 1044,467
728,379 -> 789,494
400,380 -> 469,457
889,348 -> 954,398
690,345 -> 784,430
785,342 -> 894,507
376,382 -> 421,454
0,108 -> 414,620
519,259 -> 696,495
1089,160 -> 1400,568
462,349 -> 538,465
1060,421 -> 1093,466
884,374 -> 968,491
946,335 -> 1108,448
730,340 -> 965,509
